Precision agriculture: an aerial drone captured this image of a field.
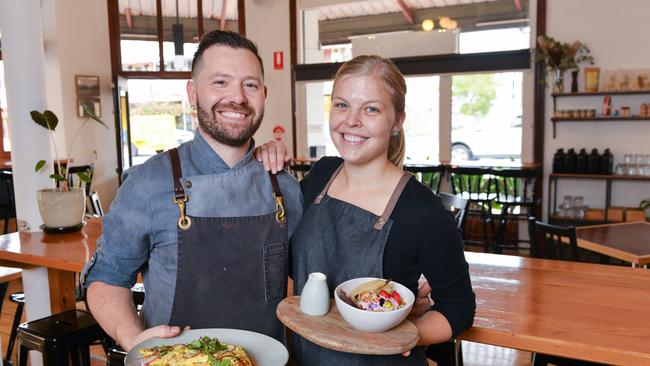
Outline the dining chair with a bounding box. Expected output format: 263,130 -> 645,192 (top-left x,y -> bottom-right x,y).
528,217 -> 579,261
404,164 -> 446,194
66,165 -> 94,196
89,191 -> 104,217
491,168 -> 539,253
438,192 -> 469,229
449,167 -> 496,252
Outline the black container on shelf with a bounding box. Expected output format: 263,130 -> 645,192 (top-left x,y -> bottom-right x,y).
576,148 -> 589,174
601,148 -> 614,174
565,148 -> 577,173
588,148 -> 601,174
552,148 -> 566,173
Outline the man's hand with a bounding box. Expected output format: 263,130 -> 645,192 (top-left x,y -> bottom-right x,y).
121,325 -> 183,351
254,140 -> 290,174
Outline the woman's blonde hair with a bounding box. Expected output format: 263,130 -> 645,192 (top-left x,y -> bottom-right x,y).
332,55 -> 406,167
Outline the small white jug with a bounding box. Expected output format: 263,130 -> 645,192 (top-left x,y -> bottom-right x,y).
299,272 -> 330,316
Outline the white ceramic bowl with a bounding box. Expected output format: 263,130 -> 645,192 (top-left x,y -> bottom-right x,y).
334,277 -> 415,333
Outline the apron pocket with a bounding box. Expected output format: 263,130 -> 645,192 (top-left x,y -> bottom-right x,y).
263,242 -> 288,302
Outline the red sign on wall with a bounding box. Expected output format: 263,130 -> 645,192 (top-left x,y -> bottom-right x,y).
273,51 -> 284,70
273,125 -> 285,141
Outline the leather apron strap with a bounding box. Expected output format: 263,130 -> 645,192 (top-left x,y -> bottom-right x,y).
169,148 -> 191,230
313,161 -> 412,230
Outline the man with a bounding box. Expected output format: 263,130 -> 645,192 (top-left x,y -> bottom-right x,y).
82,30 -> 302,351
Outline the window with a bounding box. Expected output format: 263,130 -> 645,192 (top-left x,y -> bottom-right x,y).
451,72 -> 523,163
110,0 -> 245,170
114,0 -> 243,75
294,0 -> 534,162
126,79 -> 195,165
298,0 -> 531,64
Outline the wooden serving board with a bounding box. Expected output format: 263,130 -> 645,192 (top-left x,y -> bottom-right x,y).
276,296 -> 419,355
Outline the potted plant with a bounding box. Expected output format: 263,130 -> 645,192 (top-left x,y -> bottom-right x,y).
640,199 -> 650,221
30,106 -> 107,230
536,35 -> 593,93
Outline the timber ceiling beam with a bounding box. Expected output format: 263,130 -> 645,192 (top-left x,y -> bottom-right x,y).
395,0 -> 414,24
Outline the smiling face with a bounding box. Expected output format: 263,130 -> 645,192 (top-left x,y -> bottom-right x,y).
329,75 -> 404,166
187,45 -> 266,147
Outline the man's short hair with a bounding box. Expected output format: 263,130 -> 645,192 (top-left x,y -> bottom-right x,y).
191,30 -> 264,78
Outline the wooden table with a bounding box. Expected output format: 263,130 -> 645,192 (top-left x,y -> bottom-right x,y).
574,221 -> 650,267
461,252 -> 650,365
0,218 -> 99,314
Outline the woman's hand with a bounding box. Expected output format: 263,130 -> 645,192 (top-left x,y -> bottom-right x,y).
254,140 -> 290,174
410,276 -> 433,318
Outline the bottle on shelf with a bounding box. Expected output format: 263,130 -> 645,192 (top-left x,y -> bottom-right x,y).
588,148 -> 600,174
600,148 -> 614,174
576,148 -> 589,174
565,148 -> 577,173
553,148 -> 566,173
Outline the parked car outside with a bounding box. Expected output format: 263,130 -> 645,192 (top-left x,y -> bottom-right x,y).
451,115 -> 522,161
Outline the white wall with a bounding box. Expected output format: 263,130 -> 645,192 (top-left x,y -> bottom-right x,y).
544,0 -> 650,218
42,0 -> 118,206
246,1 -> 294,154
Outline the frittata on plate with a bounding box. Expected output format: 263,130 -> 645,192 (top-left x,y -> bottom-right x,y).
139,336 -> 254,366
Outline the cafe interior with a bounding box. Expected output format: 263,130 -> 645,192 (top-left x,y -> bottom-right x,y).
0,0 -> 649,365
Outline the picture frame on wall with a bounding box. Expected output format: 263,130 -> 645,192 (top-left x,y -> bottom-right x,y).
75,75 -> 100,97
78,97 -> 102,118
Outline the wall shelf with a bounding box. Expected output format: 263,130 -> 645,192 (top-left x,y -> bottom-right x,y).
550,173 -> 650,181
552,90 -> 650,97
548,174 -> 650,226
551,91 -> 650,137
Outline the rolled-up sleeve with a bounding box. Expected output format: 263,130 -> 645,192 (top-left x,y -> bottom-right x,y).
83,166 -> 153,289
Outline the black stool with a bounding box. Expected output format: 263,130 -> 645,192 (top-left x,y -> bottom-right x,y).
4,292 -> 25,366
17,309 -> 106,366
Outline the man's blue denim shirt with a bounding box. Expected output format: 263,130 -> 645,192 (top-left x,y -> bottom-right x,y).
83,132 -> 302,327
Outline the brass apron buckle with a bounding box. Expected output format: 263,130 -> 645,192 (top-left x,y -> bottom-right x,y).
274,194 -> 286,224
173,194 -> 192,230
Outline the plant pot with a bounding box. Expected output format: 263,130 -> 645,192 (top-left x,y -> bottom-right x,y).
37,188 -> 86,229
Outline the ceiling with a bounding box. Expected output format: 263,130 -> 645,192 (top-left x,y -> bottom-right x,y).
315,0 -> 501,21
118,0 -> 239,20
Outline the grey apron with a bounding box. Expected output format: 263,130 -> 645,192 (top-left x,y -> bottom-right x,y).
291,163 -> 427,366
166,148 -> 289,343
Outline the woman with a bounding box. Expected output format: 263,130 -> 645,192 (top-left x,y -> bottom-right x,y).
259,55 -> 475,365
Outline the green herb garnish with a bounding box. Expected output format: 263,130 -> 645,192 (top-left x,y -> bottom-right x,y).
187,336 -> 229,365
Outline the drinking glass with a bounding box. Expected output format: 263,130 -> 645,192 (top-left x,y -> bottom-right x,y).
614,164 -> 625,175
624,154 -> 633,164
558,195 -> 573,217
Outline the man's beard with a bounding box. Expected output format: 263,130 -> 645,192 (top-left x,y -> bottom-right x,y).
197,100 -> 263,147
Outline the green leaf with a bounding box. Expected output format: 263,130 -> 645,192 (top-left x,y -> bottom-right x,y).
43,110 -> 59,130
35,160 -> 46,172
77,172 -> 91,183
49,173 -> 66,182
82,104 -> 109,129
217,359 -> 231,366
30,111 -> 48,130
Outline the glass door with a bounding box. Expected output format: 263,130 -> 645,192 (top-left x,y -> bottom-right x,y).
113,75 -> 133,181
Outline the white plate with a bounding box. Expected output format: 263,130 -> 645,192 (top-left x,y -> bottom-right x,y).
125,328 -> 289,366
